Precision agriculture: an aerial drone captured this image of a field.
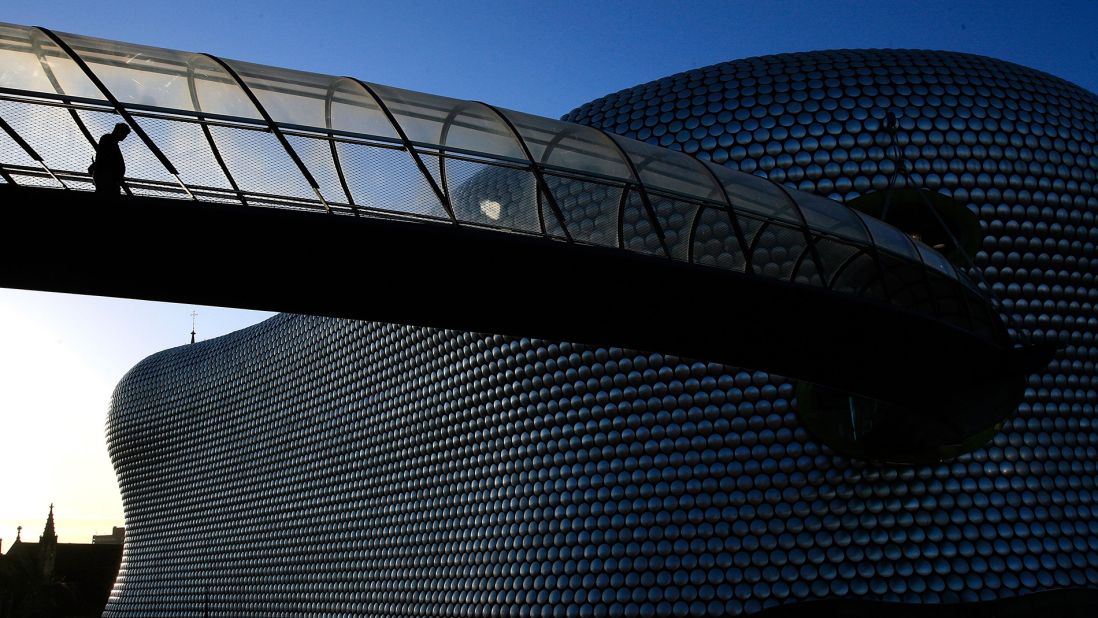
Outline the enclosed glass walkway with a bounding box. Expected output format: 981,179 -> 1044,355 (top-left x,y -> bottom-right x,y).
0,22 -> 1001,342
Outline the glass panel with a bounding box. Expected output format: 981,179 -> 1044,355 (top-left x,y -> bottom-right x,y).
610,135 -> 723,203
544,174 -> 621,247
830,252 -> 887,300
649,195 -> 701,261
795,192 -> 869,243
0,104 -> 43,169
792,249 -> 826,287
360,84 -> 515,160
496,108 -> 633,181
415,152 -> 445,194
540,188 -> 569,240
914,239 -> 956,277
220,58 -> 333,128
706,162 -> 803,225
335,142 -> 448,220
207,125 -> 313,200
364,82 -> 456,146
285,134 -> 349,204
855,210 -> 920,260
621,189 -> 662,256
879,254 -> 935,314
691,206 -> 748,272
440,103 -> 525,160
187,55 -> 260,120
53,29 -> 200,111
0,98 -> 95,173
751,221 -> 809,280
447,159 -> 539,233
0,23 -> 93,95
328,80 -> 398,139
134,116 -> 232,190
811,238 -> 862,289
0,25 -> 99,99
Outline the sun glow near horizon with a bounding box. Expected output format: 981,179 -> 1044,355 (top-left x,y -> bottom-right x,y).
0,289 -> 275,547
0,297 -> 123,545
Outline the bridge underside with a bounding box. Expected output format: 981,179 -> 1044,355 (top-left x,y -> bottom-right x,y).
0,184 -> 1033,406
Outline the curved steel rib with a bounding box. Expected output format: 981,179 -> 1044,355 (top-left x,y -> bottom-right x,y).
203,53 -> 329,212
477,102 -> 573,242
342,77 -> 456,223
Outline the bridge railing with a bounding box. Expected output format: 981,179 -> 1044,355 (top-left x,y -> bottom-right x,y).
0,22 -> 1001,341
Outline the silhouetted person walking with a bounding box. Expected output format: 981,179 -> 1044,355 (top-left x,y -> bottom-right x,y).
91,122 -> 130,195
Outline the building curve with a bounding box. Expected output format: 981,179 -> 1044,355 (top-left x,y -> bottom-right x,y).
102,49 -> 1098,616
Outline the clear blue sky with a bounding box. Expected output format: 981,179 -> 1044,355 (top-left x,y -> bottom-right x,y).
5,1 -> 1097,117
1,0 -> 1096,543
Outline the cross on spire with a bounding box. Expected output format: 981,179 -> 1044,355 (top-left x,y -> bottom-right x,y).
190,310 -> 198,344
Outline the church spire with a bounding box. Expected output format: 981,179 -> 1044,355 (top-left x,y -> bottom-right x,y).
41,503 -> 57,544
39,504 -> 58,580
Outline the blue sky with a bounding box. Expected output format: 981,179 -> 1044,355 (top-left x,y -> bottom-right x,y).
1,0 -> 1096,543
5,1 -> 1098,116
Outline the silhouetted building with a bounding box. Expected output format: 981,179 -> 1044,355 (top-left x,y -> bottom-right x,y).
91,528 -> 125,546
0,507 -> 122,618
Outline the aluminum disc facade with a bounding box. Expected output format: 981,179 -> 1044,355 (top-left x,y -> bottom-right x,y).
105,49 -> 1098,616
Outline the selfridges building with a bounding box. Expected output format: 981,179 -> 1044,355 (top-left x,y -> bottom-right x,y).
105,50 -> 1098,615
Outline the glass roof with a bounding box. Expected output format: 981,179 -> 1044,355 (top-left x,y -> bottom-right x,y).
609,134 -> 724,203
0,22 -> 991,335
0,24 -> 99,99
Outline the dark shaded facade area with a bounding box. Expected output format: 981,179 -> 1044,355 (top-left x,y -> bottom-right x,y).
103,50 -> 1098,616
0,509 -> 122,617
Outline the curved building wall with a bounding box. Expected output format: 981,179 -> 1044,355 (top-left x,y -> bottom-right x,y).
563,48 -> 1098,603
106,50 -> 1098,616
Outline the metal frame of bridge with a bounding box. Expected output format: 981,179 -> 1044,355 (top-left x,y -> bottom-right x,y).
0,22 -> 1045,409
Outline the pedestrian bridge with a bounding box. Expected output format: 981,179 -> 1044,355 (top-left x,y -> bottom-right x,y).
0,23 -> 1049,411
